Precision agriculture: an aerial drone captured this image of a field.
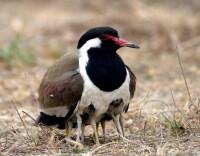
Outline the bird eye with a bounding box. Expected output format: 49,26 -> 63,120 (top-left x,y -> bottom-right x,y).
99,34 -> 108,40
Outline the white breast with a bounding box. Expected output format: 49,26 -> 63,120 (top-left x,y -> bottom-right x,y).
78,38 -> 131,122
79,69 -> 130,122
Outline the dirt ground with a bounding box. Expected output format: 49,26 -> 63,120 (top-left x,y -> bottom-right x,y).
0,0 -> 200,155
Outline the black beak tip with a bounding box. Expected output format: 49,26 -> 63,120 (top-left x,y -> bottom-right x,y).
127,44 -> 140,49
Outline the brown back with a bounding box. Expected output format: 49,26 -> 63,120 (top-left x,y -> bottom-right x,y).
38,52 -> 83,109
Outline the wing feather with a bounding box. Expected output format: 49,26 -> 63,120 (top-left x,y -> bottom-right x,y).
38,52 -> 83,119
125,66 -> 136,112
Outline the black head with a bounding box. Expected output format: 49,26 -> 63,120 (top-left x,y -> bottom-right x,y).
77,26 -> 118,49
77,26 -> 139,51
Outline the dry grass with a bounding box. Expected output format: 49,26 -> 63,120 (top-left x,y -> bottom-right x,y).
0,0 -> 200,155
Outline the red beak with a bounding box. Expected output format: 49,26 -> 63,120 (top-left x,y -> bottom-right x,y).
101,34 -> 139,48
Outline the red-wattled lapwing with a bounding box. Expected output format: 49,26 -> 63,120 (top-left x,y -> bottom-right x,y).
37,26 -> 138,144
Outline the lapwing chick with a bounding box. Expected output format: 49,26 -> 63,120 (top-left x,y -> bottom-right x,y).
36,26 -> 138,144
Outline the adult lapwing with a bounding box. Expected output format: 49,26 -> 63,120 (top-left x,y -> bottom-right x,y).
37,26 -> 138,144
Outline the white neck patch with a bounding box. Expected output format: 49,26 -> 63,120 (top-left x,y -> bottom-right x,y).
78,38 -> 101,71
78,38 -> 101,56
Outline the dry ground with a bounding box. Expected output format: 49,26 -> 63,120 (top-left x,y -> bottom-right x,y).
0,0 -> 200,155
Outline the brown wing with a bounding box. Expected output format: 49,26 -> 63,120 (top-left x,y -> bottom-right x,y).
38,52 -> 83,118
124,65 -> 136,112
126,66 -> 136,99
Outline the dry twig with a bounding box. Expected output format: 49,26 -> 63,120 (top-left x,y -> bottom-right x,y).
22,110 -> 36,122
11,100 -> 36,146
65,138 -> 84,148
87,142 -> 115,156
174,41 -> 192,104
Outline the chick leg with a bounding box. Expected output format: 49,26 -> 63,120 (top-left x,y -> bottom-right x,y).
111,113 -> 123,137
91,117 -> 99,144
111,113 -> 120,134
76,114 -> 82,143
101,120 -> 106,143
116,114 -> 123,137
81,122 -> 85,144
96,122 -> 100,136
93,122 -> 100,142
119,113 -> 125,137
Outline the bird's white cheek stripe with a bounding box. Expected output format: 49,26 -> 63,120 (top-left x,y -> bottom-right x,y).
78,38 -> 101,66
79,38 -> 101,55
78,38 -> 102,83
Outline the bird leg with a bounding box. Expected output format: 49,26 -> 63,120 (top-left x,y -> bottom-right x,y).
65,120 -> 73,139
76,114 -> 83,143
116,114 -> 123,137
96,122 -> 100,136
81,122 -> 85,144
93,122 -> 100,142
101,120 -> 106,143
90,117 -> 99,144
119,113 -> 125,137
111,113 -> 123,138
65,120 -> 69,137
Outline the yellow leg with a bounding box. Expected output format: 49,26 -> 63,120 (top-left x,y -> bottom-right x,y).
65,121 -> 69,137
